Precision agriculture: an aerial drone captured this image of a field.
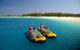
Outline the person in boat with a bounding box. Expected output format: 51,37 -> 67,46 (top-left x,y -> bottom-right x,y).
40,24 -> 43,30
33,26 -> 42,37
46,26 -> 51,34
46,26 -> 49,30
26,26 -> 33,38
28,26 -> 33,34
39,25 -> 47,36
33,26 -> 38,33
39,24 -> 46,31
28,26 -> 37,35
28,26 -> 32,32
27,26 -> 37,40
38,24 -> 43,31
33,26 -> 36,30
44,26 -> 47,29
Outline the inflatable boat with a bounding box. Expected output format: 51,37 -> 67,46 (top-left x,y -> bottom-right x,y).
25,31 -> 46,42
47,32 -> 56,38
39,29 -> 56,38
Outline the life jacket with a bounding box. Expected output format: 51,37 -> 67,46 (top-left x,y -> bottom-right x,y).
40,26 -> 43,29
33,27 -> 36,30
29,27 -> 32,31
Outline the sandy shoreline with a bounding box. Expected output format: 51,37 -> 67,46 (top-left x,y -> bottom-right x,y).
0,16 -> 80,22
41,17 -> 80,22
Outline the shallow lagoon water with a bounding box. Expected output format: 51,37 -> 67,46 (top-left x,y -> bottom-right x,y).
0,17 -> 80,50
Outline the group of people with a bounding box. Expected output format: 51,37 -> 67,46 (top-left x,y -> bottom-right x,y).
27,25 -> 50,38
28,25 -> 49,32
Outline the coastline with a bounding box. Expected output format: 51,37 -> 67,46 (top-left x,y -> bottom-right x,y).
41,17 -> 80,22
0,16 -> 80,22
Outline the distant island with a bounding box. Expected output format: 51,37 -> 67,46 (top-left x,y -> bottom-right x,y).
0,13 -> 80,17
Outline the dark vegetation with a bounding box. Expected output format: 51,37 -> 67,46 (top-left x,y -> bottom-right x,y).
22,13 -> 80,17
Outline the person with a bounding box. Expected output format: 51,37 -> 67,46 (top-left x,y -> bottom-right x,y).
33,26 -> 42,37
28,26 -> 37,39
40,24 -> 43,29
33,26 -> 36,30
44,26 -> 47,29
28,26 -> 32,32
27,26 -> 33,37
39,25 -> 47,36
33,26 -> 38,34
46,26 -> 51,34
46,26 -> 49,30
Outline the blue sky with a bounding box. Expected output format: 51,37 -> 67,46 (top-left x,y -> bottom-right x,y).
0,0 -> 80,15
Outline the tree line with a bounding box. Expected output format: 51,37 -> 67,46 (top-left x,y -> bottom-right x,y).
22,13 -> 80,17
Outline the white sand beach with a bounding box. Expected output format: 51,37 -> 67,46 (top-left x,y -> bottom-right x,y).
40,17 -> 80,22
0,16 -> 80,22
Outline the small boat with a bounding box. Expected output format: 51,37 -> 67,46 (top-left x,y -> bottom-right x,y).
39,29 -> 56,38
25,31 -> 46,42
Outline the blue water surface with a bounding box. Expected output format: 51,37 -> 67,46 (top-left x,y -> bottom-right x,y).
0,17 -> 80,50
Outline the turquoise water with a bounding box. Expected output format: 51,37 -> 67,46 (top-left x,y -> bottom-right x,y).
0,17 -> 80,50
